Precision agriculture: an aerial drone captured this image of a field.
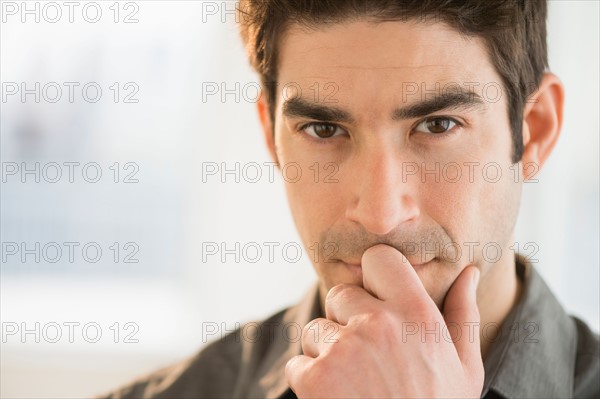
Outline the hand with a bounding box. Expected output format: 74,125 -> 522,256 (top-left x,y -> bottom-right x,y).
285,244 -> 484,398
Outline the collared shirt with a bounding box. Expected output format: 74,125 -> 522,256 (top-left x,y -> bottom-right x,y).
100,256 -> 599,398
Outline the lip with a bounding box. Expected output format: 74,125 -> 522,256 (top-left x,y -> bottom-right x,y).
342,257 -> 436,269
408,257 -> 436,267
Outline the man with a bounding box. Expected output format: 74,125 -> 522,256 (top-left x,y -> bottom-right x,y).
102,1 -> 599,398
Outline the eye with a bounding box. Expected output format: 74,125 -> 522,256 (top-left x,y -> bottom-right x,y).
300,122 -> 346,139
414,117 -> 459,134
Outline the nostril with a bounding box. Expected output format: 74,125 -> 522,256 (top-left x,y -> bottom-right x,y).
345,196 -> 420,236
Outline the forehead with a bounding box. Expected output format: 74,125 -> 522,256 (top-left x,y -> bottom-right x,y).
276,20 -> 501,108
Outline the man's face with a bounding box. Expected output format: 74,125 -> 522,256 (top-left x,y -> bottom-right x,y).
270,20 -> 522,308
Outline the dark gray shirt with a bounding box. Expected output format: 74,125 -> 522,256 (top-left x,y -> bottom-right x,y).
100,256 -> 599,398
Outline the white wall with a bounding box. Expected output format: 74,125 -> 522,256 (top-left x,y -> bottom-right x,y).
1,1 -> 597,397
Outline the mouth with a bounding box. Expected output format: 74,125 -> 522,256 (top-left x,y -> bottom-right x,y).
344,262 -> 362,269
341,257 -> 437,269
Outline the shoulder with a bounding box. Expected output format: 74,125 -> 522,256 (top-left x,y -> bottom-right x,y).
97,333 -> 243,399
572,316 -> 600,398
97,309 -> 288,399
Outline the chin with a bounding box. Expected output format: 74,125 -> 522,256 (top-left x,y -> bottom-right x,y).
325,274 -> 363,290
430,291 -> 448,311
419,278 -> 452,310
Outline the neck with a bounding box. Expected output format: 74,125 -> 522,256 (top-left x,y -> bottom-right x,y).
476,251 -> 522,359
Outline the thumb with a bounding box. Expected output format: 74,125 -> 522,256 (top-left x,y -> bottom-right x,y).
443,266 -> 481,372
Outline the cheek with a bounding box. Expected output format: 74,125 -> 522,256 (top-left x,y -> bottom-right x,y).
277,131 -> 348,227
420,162 -> 521,261
421,175 -> 482,240
278,158 -> 348,261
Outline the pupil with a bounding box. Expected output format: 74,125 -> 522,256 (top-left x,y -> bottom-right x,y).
315,124 -> 336,138
427,118 -> 449,133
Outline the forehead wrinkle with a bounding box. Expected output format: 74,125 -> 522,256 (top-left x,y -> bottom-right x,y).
324,64 -> 459,71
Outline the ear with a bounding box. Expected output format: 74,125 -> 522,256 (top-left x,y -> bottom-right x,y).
257,95 -> 279,166
520,73 -> 564,180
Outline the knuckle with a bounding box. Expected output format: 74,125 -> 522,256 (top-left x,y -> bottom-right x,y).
366,309 -> 397,329
325,283 -> 354,306
301,319 -> 320,344
284,356 -> 299,376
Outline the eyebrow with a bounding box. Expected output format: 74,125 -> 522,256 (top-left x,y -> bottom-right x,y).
282,97 -> 355,124
282,91 -> 486,124
392,91 -> 486,120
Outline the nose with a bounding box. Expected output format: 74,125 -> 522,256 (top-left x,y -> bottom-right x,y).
345,146 -> 420,235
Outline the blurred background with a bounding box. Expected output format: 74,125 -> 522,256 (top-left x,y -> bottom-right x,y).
1,1 -> 598,397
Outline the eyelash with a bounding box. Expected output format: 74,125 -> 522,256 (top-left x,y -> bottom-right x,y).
296,116 -> 463,142
413,116 -> 463,139
296,122 -> 347,144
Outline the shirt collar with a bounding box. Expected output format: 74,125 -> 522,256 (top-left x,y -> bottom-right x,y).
481,255 -> 578,398
246,283 -> 322,399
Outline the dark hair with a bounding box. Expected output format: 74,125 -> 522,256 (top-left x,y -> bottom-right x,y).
237,0 -> 548,163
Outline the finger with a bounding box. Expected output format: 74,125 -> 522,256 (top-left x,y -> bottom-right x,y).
361,244 -> 430,303
301,318 -> 341,358
325,284 -> 379,325
443,266 -> 481,372
285,354 -> 312,394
